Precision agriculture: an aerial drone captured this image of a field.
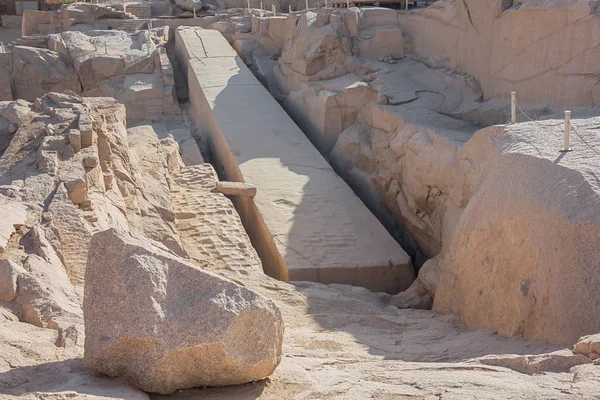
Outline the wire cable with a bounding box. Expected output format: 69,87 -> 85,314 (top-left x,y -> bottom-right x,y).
570,125 -> 600,157
514,101 -> 600,156
515,102 -> 565,127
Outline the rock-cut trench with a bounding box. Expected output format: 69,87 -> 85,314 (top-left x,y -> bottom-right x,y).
173,26 -> 417,296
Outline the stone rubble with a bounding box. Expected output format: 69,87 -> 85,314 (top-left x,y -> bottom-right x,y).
2,28 -> 181,124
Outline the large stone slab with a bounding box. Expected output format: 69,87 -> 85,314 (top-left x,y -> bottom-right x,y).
83,229 -> 284,394
175,27 -> 413,294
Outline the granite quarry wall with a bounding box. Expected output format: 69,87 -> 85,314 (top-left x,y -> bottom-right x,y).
399,0 -> 600,109
231,2 -> 600,344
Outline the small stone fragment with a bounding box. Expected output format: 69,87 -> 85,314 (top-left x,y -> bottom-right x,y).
79,113 -> 93,147
574,334 -> 600,360
103,172 -> 114,189
79,199 -> 92,208
215,181 -> 257,197
83,154 -> 99,168
64,179 -> 88,205
0,259 -> 20,302
45,123 -> 55,136
38,150 -> 59,176
8,123 -> 18,134
68,129 -> 81,153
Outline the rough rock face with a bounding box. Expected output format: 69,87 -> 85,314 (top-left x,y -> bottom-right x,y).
176,0 -> 203,11
0,201 -> 26,252
0,50 -> 14,101
266,8 -> 448,157
398,0 -> 600,108
0,88 -> 289,397
332,103 -> 600,344
432,120 -> 600,345
0,92 -> 193,334
274,11 -> 351,95
11,46 -> 81,101
4,29 -> 180,123
83,229 -> 284,394
574,334 -> 600,360
0,235 -> 83,333
284,74 -> 376,154
329,63 -> 481,264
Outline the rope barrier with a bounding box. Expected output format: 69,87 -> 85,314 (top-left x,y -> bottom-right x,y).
512,94 -> 600,156
570,124 -> 600,157
514,102 -> 565,127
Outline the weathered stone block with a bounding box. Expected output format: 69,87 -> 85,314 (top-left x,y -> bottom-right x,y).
78,113 -> 93,147
83,229 -> 284,394
68,129 -> 81,153
215,180 -> 257,197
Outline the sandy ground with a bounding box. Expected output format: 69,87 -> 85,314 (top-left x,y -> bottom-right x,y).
148,267 -> 600,400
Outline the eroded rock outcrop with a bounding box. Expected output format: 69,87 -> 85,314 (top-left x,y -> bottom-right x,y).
4,28 -> 180,123
83,229 -> 284,394
11,46 -> 81,101
0,89 -> 288,396
0,92 -> 190,329
431,120 -> 600,345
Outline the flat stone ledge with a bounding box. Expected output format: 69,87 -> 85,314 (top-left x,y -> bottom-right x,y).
216,181 -> 257,197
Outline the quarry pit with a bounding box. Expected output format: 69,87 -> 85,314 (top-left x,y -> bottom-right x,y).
0,0 -> 599,399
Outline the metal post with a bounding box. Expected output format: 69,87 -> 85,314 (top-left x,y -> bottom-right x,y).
305,0 -> 308,9
289,4 -> 292,12
105,42 -> 107,54
562,111 -> 572,152
260,1 -> 262,10
193,8 -> 196,17
272,4 -> 275,14
0,41 -> 4,53
405,0 -> 408,10
247,0 -> 250,8
324,0 -> 327,7
511,91 -> 516,124
346,0 -> 350,7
